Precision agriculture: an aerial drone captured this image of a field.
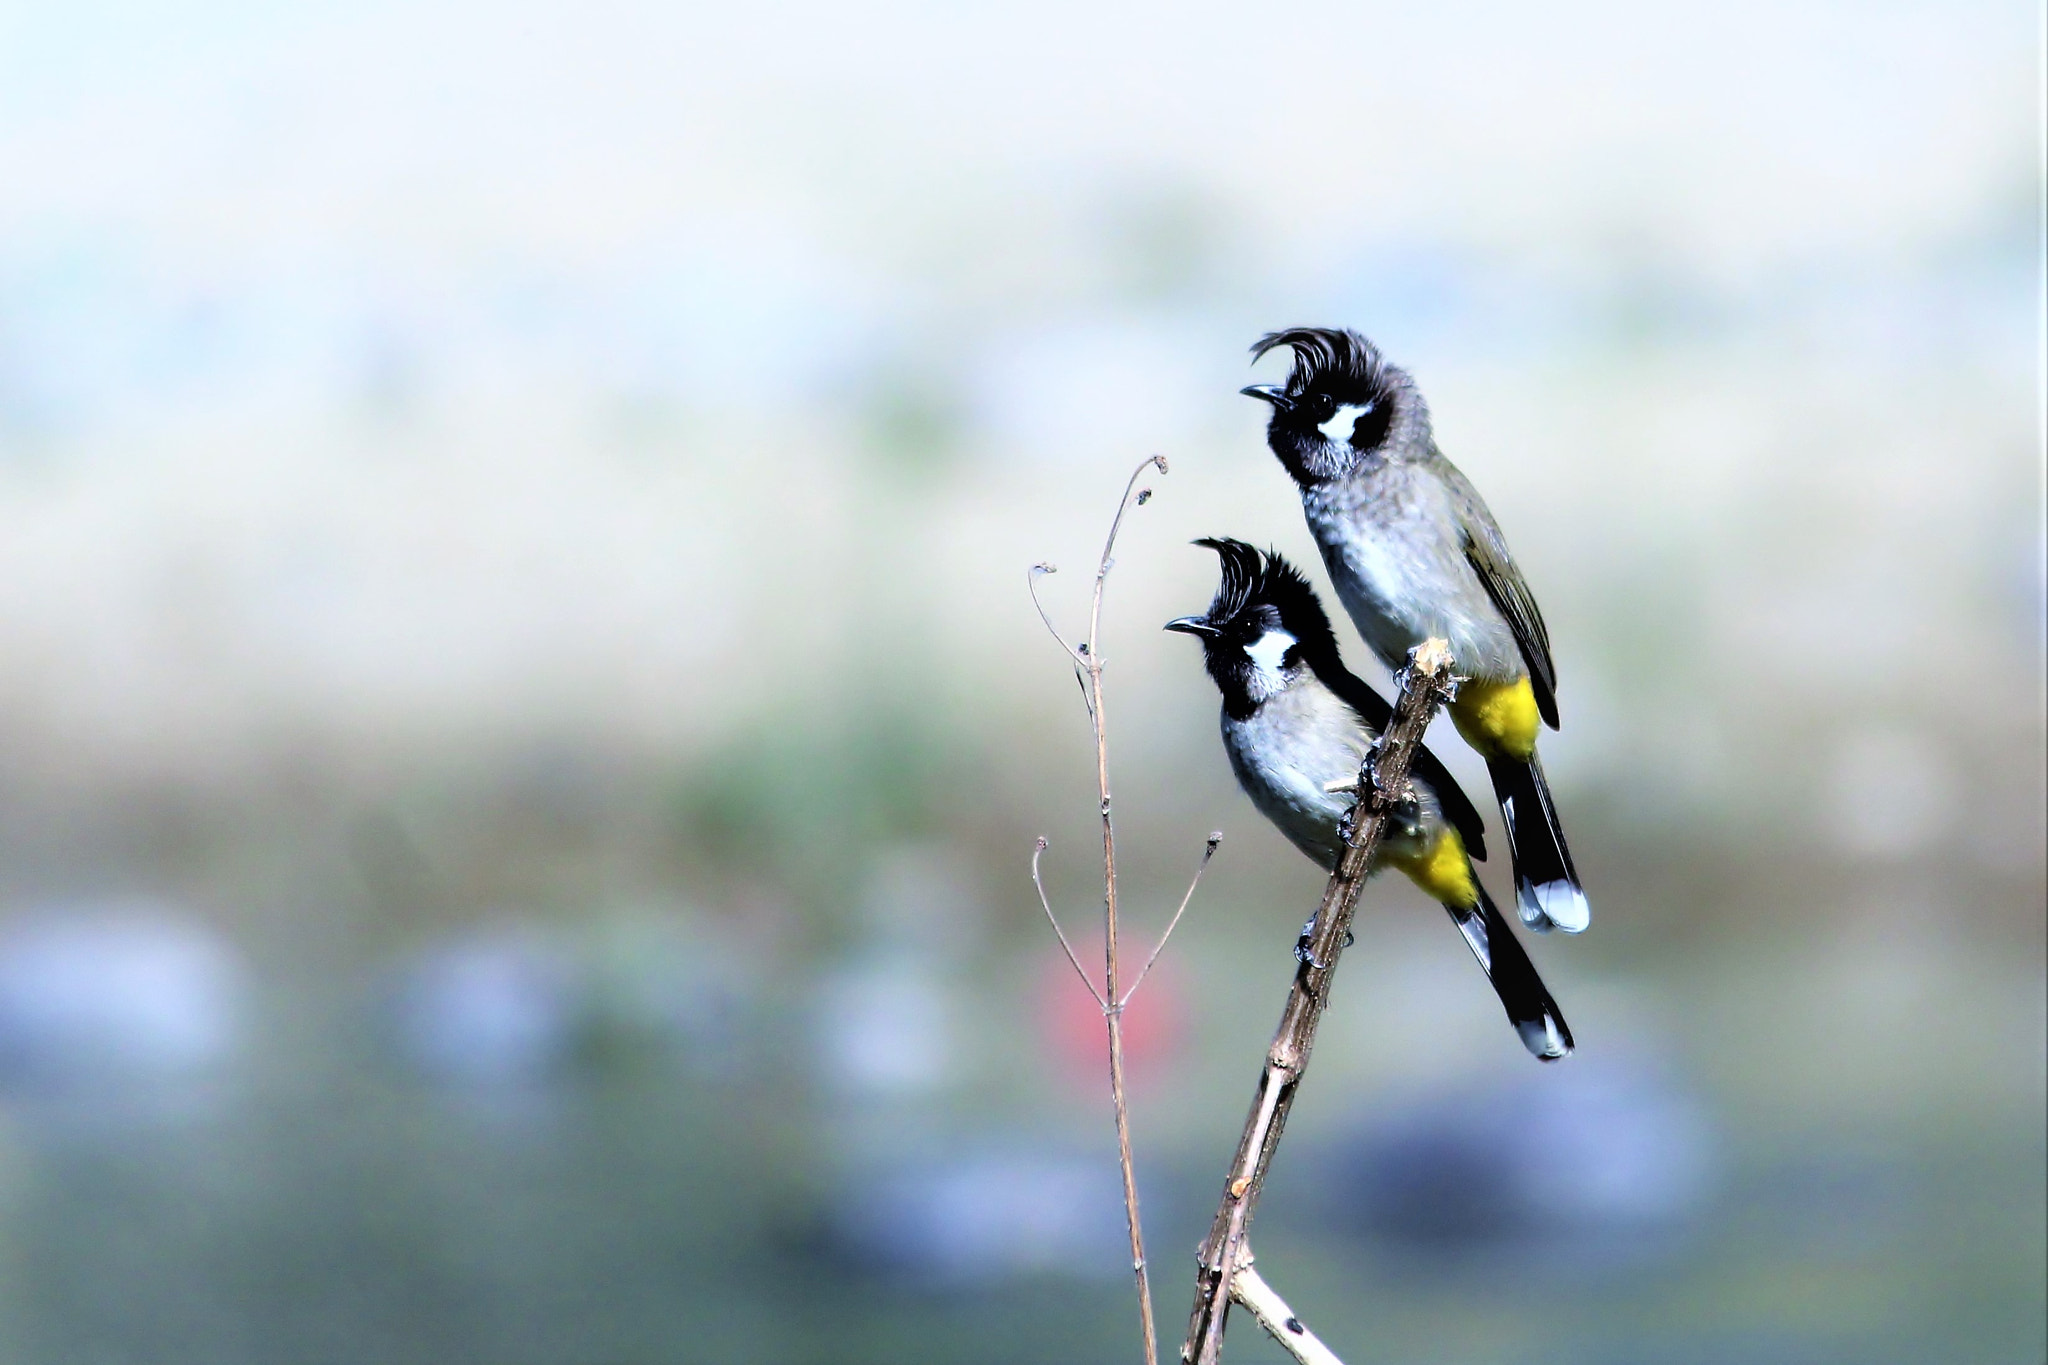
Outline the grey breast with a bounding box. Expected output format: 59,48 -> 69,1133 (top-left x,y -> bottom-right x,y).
1303,460 -> 1522,679
1220,678 -> 1371,871
1222,673 -> 1450,875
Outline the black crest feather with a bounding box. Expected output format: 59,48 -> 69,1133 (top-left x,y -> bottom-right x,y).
1191,538 -> 1340,656
1191,537 -> 1261,626
1249,327 -> 1395,407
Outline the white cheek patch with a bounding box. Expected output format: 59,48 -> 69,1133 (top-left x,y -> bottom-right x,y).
1318,403 -> 1374,445
1243,628 -> 1298,687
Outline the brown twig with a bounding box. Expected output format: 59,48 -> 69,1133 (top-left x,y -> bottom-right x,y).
1032,836 -> 1108,1010
1028,563 -> 1088,668
1179,638 -> 1459,1365
1028,453 -> 1179,1365
1123,832 -> 1221,1009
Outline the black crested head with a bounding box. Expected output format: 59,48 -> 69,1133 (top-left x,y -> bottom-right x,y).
1166,538 -> 1345,717
1242,327 -> 1423,486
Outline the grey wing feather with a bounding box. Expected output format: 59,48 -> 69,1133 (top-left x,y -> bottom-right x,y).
1442,463 -> 1559,729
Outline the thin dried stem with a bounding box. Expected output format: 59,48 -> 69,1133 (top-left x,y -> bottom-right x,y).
1027,453 -> 1176,1365
1084,454 -> 1170,1365
1086,455 -> 1168,657
1122,832 -> 1222,1008
1028,563 -> 1088,666
1032,836 -> 1108,1010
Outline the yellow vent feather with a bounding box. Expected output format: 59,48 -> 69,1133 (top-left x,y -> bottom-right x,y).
1450,675 -> 1541,762
1384,827 -> 1478,909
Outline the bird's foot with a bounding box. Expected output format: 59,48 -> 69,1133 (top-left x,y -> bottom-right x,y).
1293,915 -> 1354,970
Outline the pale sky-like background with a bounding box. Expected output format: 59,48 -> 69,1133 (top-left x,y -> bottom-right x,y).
0,0 -> 2037,786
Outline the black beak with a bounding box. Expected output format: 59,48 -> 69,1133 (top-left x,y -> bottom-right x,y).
1164,616 -> 1220,638
1240,384 -> 1294,413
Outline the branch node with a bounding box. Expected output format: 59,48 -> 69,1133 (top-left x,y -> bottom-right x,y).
1232,1260 -> 1347,1365
1410,635 -> 1454,674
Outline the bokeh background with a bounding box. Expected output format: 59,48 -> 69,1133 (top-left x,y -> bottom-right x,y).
0,1 -> 2041,1361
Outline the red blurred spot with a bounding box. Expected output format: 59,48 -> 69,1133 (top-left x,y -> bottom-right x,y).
1038,953 -> 1184,1088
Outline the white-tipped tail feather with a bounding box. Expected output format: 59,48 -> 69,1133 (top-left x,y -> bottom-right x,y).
1518,878 -> 1591,935
1517,1014 -> 1571,1061
1443,887 -> 1574,1063
1488,755 -> 1591,938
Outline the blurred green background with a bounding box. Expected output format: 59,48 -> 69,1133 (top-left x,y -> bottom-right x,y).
0,1 -> 2041,1361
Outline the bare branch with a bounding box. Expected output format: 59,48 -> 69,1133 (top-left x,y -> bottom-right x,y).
1230,1254 -> 1345,1365
1087,455 -> 1169,659
1087,457 -> 1168,1365
1180,639 -> 1460,1365
1031,453 -> 1174,1365
1031,837 -> 1107,1010
1028,563 -> 1088,666
1122,832 -> 1222,1008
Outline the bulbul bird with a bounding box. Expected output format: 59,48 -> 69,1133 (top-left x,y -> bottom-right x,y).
1242,327 -> 1590,936
1166,538 -> 1572,1062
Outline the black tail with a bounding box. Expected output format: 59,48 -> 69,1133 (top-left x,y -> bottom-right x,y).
1486,754 -> 1589,934
1441,884 -> 1574,1061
